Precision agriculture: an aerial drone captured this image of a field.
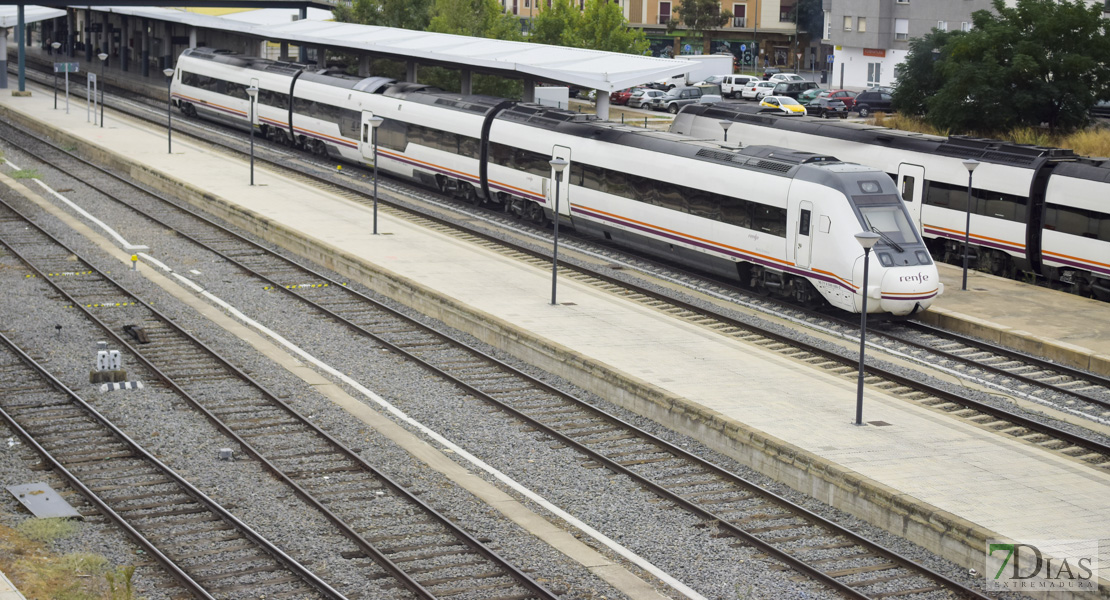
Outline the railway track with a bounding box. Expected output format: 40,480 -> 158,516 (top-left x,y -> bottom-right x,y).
0,120 -> 999,599
0,330 -> 343,600
0,193 -> 559,600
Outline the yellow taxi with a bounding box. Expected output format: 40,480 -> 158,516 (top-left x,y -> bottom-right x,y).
758,96 -> 808,116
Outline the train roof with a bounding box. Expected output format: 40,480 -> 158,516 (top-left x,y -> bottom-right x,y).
679,102 -> 1078,169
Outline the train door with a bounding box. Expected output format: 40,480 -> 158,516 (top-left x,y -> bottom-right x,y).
359,111 -> 378,163
897,163 -> 925,234
795,201 -> 813,269
549,145 -> 572,217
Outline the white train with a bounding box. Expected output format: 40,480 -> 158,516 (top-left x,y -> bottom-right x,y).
169,48 -> 941,315
674,103 -> 1110,301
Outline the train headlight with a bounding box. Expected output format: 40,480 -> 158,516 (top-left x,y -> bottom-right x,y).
916,250 -> 932,265
877,252 -> 894,267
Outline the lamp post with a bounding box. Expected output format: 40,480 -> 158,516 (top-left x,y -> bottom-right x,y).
719,120 -> 732,143
853,231 -> 880,426
246,84 -> 258,185
163,68 -> 174,153
51,42 -> 60,109
368,116 -> 384,234
961,159 -> 979,291
548,157 -> 569,305
97,52 -> 107,128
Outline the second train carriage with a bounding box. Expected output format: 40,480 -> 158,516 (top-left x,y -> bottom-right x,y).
169,48 -> 941,315
674,103 -> 1110,300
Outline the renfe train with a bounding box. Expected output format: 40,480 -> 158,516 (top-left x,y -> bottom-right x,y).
169,48 -> 940,315
674,103 -> 1110,301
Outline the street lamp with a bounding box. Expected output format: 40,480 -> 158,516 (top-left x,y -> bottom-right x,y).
719,120 -> 732,143
51,42 -> 60,109
246,84 -> 258,185
853,231 -> 881,426
548,157 -> 569,305
97,52 -> 107,128
961,159 -> 979,291
368,116 -> 384,234
163,68 -> 174,154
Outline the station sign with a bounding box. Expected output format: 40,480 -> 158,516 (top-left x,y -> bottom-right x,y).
54,62 -> 79,73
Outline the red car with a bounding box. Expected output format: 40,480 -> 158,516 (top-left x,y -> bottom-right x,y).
818,89 -> 858,110
609,87 -> 637,105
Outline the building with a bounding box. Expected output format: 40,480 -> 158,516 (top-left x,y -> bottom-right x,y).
823,0 -> 1110,90
502,0 -> 805,71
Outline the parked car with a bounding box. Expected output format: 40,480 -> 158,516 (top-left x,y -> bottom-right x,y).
609,87 -> 637,105
759,96 -> 807,116
798,88 -> 824,106
818,89 -> 858,110
853,89 -> 894,117
771,81 -> 818,100
741,80 -> 777,100
762,67 -> 783,80
697,74 -> 759,98
808,97 -> 849,119
652,86 -> 720,113
628,88 -> 665,109
1093,100 -> 1110,118
769,73 -> 806,84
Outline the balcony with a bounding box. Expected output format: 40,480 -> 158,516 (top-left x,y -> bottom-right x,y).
732,16 -> 746,27
657,14 -> 672,25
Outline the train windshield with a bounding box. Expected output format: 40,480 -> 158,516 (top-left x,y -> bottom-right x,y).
852,193 -> 919,245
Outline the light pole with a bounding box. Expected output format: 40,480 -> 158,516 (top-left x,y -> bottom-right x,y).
719,120 -> 732,143
368,116 -> 384,234
163,68 -> 174,154
548,157 -> 569,305
97,52 -> 107,128
961,159 -> 979,291
51,42 -> 60,109
246,84 -> 258,185
853,231 -> 880,426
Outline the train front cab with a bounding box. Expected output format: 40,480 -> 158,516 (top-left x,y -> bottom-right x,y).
849,180 -> 941,316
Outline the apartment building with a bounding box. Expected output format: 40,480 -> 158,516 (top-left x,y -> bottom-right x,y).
823,0 -> 1109,90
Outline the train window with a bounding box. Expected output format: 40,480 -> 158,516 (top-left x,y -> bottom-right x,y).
376,120 -> 409,152
901,176 -> 915,203
799,209 -> 811,236
859,205 -> 916,243
924,181 -> 1025,223
720,197 -> 752,229
754,205 -> 787,237
226,81 -> 248,100
1046,204 -> 1109,241
688,192 -> 719,220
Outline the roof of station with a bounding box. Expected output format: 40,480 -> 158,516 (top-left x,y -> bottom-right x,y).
0,5 -> 65,27
86,5 -> 693,92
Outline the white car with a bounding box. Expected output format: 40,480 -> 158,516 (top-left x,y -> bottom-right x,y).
741,80 -> 777,100
768,73 -> 806,84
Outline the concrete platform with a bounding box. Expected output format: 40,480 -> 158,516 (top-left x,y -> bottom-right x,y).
0,570 -> 27,600
2,77 -> 1109,598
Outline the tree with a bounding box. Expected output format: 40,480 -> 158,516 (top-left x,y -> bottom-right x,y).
332,0 -> 432,31
892,30 -> 960,119
530,0 -> 582,47
531,0 -> 648,54
794,0 -> 823,37
577,0 -> 650,55
895,0 -> 1110,133
667,0 -> 732,55
428,0 -> 523,41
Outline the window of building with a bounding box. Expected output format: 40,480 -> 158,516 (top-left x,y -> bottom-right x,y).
858,17 -> 867,32
937,21 -> 948,31
895,18 -> 908,40
867,62 -> 882,86
779,1 -> 794,22
733,4 -> 746,27
844,15 -> 852,31
659,1 -> 671,25
824,10 -> 831,39
961,21 -> 971,31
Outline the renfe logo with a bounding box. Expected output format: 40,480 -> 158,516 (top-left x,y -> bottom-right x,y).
899,272 -> 930,283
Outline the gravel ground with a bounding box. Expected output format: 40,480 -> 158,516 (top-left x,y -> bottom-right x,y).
0,127 -> 1050,600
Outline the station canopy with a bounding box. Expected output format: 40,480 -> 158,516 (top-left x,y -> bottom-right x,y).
0,5 -> 64,27
86,6 -> 693,92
